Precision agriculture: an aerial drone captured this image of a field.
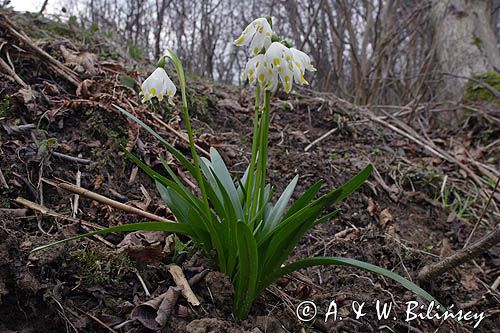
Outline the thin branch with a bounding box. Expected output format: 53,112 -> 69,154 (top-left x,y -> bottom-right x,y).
41,178 -> 175,223
417,224 -> 500,282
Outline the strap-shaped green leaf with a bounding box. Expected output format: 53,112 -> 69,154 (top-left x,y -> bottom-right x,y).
209,148 -> 245,221
113,104 -> 197,176
262,175 -> 299,234
257,165 -> 372,290
124,149 -> 203,210
258,164 -> 372,246
32,221 -> 195,253
234,221 -> 259,319
282,179 -> 324,220
155,182 -> 211,247
263,257 -> 441,308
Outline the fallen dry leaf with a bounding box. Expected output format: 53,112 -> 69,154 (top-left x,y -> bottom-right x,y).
60,45 -> 98,75
379,208 -> 393,228
117,231 -> 169,264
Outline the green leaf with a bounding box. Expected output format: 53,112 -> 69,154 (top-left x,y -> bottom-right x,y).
119,75 -> 137,89
257,165 -> 373,290
124,149 -> 208,226
113,104 -> 197,176
209,148 -> 245,221
234,221 -> 258,319
282,179 -> 324,220
155,181 -> 213,252
32,221 -> 195,253
265,257 -> 441,308
263,175 -> 298,234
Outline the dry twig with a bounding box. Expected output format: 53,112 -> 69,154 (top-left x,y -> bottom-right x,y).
167,264 -> 200,306
0,55 -> 28,87
0,14 -> 80,86
41,178 -> 174,223
417,224 -> 500,282
304,127 -> 338,152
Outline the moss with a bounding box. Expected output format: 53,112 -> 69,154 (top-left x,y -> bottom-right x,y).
463,71 -> 500,103
70,246 -> 132,286
472,36 -> 482,48
0,97 -> 12,117
186,90 -> 214,125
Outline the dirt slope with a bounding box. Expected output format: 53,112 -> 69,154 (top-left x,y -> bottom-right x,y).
0,10 -> 499,333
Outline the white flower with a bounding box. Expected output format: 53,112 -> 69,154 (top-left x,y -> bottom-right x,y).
140,67 -> 176,105
290,47 -> 316,85
234,18 -> 272,55
264,42 -> 294,92
242,42 -> 316,94
242,54 -> 264,84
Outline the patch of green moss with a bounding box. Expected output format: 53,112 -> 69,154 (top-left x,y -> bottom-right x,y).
472,36 -> 482,48
70,246 -> 132,286
0,97 -> 11,117
186,90 -> 214,125
464,71 -> 500,103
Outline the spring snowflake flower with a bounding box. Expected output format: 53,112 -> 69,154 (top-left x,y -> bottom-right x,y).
140,67 -> 176,105
263,42 -> 295,92
290,47 -> 316,85
243,42 -> 316,93
234,18 -> 272,55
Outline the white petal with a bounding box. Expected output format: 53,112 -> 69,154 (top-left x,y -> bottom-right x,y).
140,67 -> 176,104
234,23 -> 256,46
290,48 -> 316,72
250,31 -> 266,55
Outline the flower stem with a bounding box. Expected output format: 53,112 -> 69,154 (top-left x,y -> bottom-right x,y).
164,50 -> 226,271
245,84 -> 261,224
258,91 -> 271,211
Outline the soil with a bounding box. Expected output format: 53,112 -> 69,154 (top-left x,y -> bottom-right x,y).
0,10 -> 499,333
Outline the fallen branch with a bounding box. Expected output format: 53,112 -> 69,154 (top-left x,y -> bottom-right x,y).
53,151 -> 92,165
41,178 -> 174,223
14,197 -> 104,229
14,197 -> 116,247
364,111 -> 485,188
0,55 -> 28,87
417,223 -> 500,282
